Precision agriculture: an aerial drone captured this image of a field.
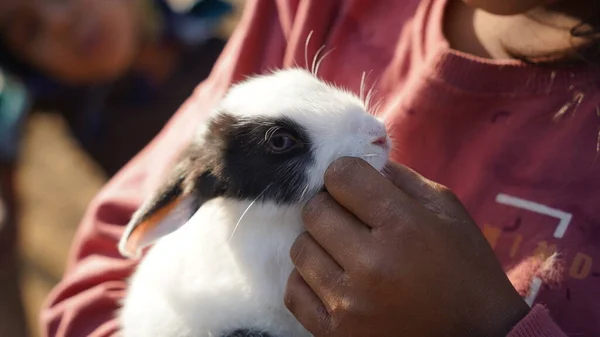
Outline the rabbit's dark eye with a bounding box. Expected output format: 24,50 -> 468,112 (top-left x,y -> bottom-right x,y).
267,130 -> 299,153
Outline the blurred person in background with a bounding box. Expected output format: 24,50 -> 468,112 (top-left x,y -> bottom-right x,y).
0,0 -> 234,174
0,0 -> 234,335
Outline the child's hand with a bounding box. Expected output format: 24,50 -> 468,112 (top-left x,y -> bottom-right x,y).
285,158 -> 530,336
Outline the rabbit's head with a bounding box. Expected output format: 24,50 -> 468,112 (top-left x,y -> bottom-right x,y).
118,69 -> 390,258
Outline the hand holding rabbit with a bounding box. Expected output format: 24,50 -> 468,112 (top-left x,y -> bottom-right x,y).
285,158 -> 530,337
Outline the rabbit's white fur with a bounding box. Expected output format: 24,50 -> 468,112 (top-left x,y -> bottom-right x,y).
120,69 -> 390,337
121,200 -> 308,337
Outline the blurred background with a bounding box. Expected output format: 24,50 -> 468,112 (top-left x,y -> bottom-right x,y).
0,0 -> 245,336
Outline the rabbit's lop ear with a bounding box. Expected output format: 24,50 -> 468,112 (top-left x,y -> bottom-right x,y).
118,149 -> 225,259
118,163 -> 194,259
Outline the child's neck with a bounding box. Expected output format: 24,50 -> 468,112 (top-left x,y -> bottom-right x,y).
444,0 -> 597,63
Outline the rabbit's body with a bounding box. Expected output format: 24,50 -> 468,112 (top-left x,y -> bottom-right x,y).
118,69 -> 391,337
121,199 -> 307,337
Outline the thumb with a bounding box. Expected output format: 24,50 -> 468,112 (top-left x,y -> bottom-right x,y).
383,161 -> 472,223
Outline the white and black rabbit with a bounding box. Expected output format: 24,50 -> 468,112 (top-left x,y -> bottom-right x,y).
118,68 -> 391,337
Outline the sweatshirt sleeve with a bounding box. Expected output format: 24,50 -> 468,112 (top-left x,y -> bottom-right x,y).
507,305 -> 568,337
39,1 -> 310,335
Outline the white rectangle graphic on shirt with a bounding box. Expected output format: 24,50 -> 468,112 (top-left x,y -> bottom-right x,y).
524,277 -> 543,307
495,193 -> 572,239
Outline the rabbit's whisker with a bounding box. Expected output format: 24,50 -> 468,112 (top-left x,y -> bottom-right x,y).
229,184 -> 272,242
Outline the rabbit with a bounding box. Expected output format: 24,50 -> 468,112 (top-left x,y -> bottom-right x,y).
117,68 -> 391,337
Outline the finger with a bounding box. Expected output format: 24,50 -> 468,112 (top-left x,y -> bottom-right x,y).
284,269 -> 332,336
383,161 -> 472,221
302,192 -> 372,269
289,232 -> 344,310
324,157 -> 421,229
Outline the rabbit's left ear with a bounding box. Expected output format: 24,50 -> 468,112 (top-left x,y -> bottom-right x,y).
118,169 -> 195,259
118,149 -> 226,259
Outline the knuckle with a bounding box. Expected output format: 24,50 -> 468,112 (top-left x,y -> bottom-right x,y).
435,184 -> 458,201
354,251 -> 379,272
358,253 -> 395,282
283,288 -> 335,337
370,194 -> 394,217
283,289 -> 295,311
283,271 -> 300,311
388,216 -> 419,240
337,272 -> 351,289
324,157 -> 358,187
315,303 -> 332,323
317,308 -> 337,336
289,232 -> 311,265
373,196 -> 406,228
417,178 -> 434,192
302,193 -> 329,225
320,267 -> 343,287
283,287 -> 298,313
329,295 -> 356,323
373,259 -> 400,282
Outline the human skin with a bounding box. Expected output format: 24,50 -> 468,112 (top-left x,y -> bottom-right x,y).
445,0 -> 598,61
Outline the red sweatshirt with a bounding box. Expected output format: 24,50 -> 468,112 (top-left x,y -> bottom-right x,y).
41,0 -> 600,336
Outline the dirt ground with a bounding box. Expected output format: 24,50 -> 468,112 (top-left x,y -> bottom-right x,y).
12,2 -> 245,336
17,113 -> 107,337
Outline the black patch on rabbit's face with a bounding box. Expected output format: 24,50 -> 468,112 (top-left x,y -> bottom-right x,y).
186,112 -> 314,205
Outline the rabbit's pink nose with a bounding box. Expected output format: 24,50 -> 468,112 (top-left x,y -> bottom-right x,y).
371,136 -> 388,148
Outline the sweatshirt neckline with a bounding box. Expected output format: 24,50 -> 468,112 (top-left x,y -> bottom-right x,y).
420,0 -> 600,96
